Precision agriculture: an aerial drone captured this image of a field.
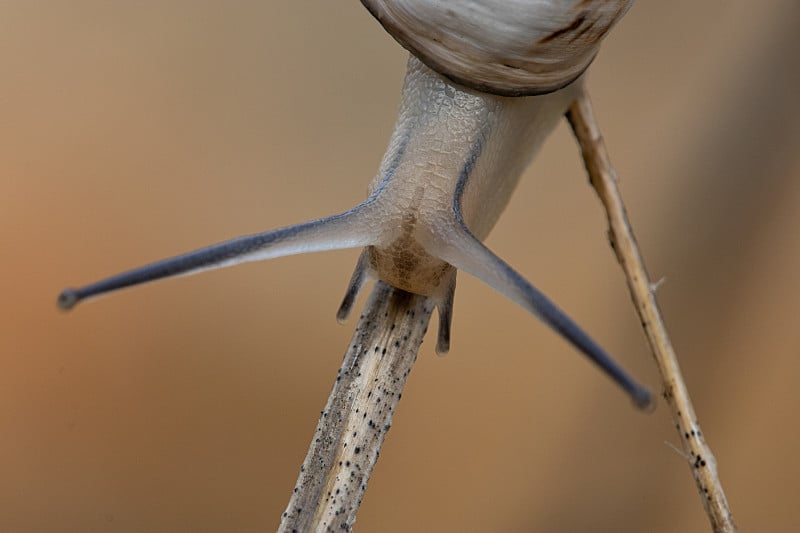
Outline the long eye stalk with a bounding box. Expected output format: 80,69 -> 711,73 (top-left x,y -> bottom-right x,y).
58,205 -> 652,409
432,226 -> 652,410
58,204 -> 377,310
58,53 -> 651,409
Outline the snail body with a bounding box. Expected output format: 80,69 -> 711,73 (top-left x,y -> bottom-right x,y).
58,1 -> 650,406
363,56 -> 578,296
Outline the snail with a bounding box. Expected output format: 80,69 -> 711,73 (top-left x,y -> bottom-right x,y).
58,0 -> 651,408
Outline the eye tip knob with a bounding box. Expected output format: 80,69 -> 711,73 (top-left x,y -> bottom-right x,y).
57,288 -> 79,311
632,387 -> 655,412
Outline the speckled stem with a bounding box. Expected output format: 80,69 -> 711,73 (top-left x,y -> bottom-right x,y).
278,281 -> 433,532
566,87 -> 737,533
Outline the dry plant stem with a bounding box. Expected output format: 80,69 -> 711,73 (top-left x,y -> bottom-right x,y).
278,281 -> 433,532
566,87 -> 737,533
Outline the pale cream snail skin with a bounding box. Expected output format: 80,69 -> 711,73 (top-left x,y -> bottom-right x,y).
57,0 -> 651,408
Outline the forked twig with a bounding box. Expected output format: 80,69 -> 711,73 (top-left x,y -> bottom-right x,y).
278,281 -> 433,532
566,86 -> 737,533
276,84 -> 736,532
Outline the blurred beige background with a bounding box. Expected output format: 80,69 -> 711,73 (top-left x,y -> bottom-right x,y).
2,1 -> 799,531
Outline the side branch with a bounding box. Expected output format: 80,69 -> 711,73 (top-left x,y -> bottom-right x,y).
278,281 -> 433,532
566,88 -> 737,533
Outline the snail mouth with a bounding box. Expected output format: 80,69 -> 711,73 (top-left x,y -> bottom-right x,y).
365,212 -> 453,298
335,210 -> 458,355
362,240 -> 455,356
366,243 -> 452,298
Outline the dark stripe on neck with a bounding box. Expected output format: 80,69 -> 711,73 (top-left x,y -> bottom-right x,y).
453,133 -> 487,228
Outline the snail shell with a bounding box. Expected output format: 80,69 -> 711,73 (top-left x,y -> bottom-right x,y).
361,0 -> 633,96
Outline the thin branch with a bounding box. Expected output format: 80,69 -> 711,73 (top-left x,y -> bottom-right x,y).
566,87 -> 737,533
278,281 -> 433,532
